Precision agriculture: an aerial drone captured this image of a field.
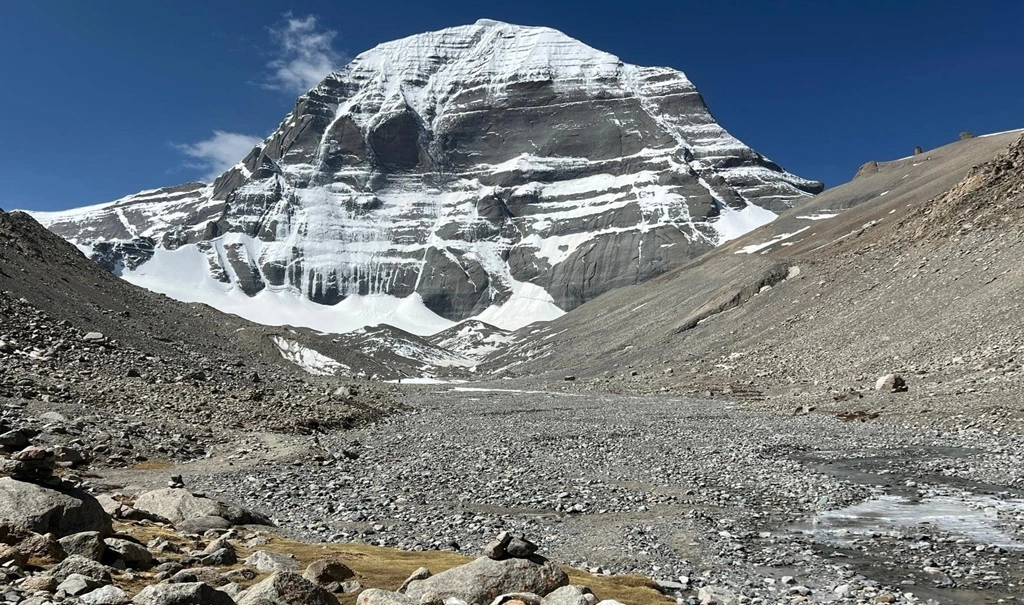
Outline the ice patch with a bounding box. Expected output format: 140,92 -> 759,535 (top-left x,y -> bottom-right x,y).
799,494 -> 1024,550
474,280 -> 563,330
712,203 -> 778,243
735,227 -> 810,254
120,246 -> 455,336
796,213 -> 838,221
451,387 -> 579,396
979,127 -> 1024,138
385,377 -> 467,384
271,336 -> 346,376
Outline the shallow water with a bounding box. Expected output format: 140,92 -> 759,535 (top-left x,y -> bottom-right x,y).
795,494 -> 1024,549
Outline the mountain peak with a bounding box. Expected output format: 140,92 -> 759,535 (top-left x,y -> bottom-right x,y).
32,22 -> 822,336
472,18 -> 508,28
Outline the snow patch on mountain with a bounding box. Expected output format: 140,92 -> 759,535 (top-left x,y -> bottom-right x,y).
271,336 -> 347,375
121,245 -> 458,335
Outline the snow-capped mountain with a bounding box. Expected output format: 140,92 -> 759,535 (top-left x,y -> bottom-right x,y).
31,19 -> 821,335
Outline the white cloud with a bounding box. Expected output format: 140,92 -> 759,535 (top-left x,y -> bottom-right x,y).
174,131 -> 262,182
264,14 -> 346,94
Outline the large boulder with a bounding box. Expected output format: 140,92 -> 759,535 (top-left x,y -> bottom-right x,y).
303,559 -> 355,588
133,582 -> 237,605
236,571 -> 340,605
405,556 -> 569,604
80,584 -> 130,604
0,478 -> 111,536
57,573 -> 105,596
104,537 -> 154,569
132,488 -> 268,526
542,586 -> 592,605
49,554 -> 112,583
59,531 -> 106,561
245,550 -> 300,573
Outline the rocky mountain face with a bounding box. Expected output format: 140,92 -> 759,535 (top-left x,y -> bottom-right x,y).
32,20 -> 820,334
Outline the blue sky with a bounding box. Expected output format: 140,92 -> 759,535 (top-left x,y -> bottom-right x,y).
4,0 -> 1022,211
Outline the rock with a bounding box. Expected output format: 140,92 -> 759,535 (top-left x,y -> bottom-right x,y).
398,567 -> 431,593
57,573 -> 104,596
405,556 -> 569,604
9,445 -> 56,479
49,554 -> 112,583
492,593 -> 542,605
82,332 -> 105,343
132,488 -> 268,526
132,582 -> 237,605
357,588 -> 416,605
697,586 -> 737,605
59,531 -> 105,561
0,477 -> 112,536
175,515 -> 233,534
38,411 -> 68,424
0,429 -> 29,450
54,446 -> 86,466
95,495 -> 122,517
104,537 -> 154,569
203,536 -> 234,555
541,586 -> 590,605
13,529 -> 65,563
80,584 -> 130,604
244,550 -> 300,573
0,544 -> 27,567
20,574 -> 58,592
505,537 -> 538,558
219,582 -> 244,598
168,567 -> 230,587
224,567 -> 258,582
484,531 -> 512,560
874,374 -> 907,393
197,546 -> 237,566
236,571 -> 341,605
303,559 -> 355,587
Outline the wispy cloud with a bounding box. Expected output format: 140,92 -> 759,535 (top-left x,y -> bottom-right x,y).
264,14 -> 346,94
174,131 -> 262,182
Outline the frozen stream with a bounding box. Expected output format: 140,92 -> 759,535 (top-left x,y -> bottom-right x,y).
797,493 -> 1024,549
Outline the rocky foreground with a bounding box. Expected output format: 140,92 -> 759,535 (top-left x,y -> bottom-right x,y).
0,428 -> 658,605
165,387 -> 1023,604
1,275 -> 1023,604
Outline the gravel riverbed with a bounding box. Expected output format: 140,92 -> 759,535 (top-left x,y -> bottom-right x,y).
189,387 -> 1024,603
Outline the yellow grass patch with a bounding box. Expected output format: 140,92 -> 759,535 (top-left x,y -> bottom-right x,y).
109,523 -> 674,605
